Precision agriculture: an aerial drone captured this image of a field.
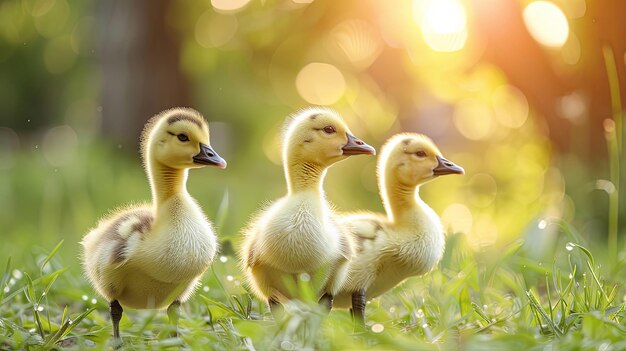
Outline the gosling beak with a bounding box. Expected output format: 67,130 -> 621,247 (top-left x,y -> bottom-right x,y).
193,143 -> 227,169
433,155 -> 464,176
342,133 -> 376,156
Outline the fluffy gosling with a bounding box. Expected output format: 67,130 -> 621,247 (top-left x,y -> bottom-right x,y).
333,133 -> 464,328
241,107 -> 375,313
81,108 -> 226,346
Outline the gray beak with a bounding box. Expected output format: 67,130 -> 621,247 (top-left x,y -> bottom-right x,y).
193,143 -> 227,169
433,155 -> 464,176
342,133 -> 376,156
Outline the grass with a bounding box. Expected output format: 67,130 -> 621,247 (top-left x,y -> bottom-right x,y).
1,223 -> 626,350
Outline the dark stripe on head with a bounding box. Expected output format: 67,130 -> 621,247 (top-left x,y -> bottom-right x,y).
167,113 -> 203,128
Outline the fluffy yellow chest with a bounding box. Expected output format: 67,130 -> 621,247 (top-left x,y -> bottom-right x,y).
386,204 -> 445,274
256,193 -> 340,273
136,197 -> 217,283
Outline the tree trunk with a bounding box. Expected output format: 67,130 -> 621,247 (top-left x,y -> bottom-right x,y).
97,0 -> 191,148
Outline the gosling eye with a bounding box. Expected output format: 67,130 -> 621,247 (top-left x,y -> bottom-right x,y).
323,125 -> 336,134
177,133 -> 190,142
415,150 -> 427,158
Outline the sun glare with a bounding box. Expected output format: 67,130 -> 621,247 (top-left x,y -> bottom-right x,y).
295,63 -> 346,105
211,0 -> 251,13
414,0 -> 468,52
523,1 -> 569,48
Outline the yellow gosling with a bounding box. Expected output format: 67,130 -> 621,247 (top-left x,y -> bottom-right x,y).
240,107 -> 375,313
333,133 -> 464,328
81,107 -> 226,346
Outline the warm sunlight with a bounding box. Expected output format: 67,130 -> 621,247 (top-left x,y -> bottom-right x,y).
296,62 -> 346,105
414,0 -> 468,52
523,1 -> 569,48
211,0 -> 251,12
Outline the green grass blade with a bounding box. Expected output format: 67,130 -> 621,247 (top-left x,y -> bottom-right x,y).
37,274 -> 59,305
545,272 -> 553,321
0,257 -> 11,302
471,302 -> 490,324
42,307 -> 95,349
585,260 -> 609,305
0,268 -> 68,306
40,240 -> 64,273
525,290 -> 562,337
200,295 -> 245,319
567,243 -> 595,267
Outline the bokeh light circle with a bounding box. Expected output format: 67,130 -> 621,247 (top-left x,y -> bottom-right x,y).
296,63 -> 346,105
523,1 -> 569,48
441,203 -> 473,234
453,98 -> 495,140
42,125 -> 79,167
492,85 -> 529,129
195,11 -> 238,48
211,0 -> 251,13
415,0 -> 468,52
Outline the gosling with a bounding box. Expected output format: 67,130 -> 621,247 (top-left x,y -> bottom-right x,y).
241,107 -> 375,313
333,133 -> 464,327
81,108 -> 226,346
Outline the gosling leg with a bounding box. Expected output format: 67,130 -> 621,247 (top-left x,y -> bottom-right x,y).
318,292 -> 334,312
110,300 -> 123,348
167,300 -> 181,337
352,289 -> 366,330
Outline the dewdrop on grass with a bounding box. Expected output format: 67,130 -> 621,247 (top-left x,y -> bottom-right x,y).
220,256 -> 228,263
280,340 -> 295,350
299,273 -> 311,282
537,219 -> 547,229
372,324 -> 384,333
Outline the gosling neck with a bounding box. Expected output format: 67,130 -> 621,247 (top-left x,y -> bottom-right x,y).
147,160 -> 189,208
285,159 -> 326,195
382,176 -> 424,226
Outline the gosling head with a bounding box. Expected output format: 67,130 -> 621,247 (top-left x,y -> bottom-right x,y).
142,107 -> 227,170
380,133 -> 463,187
283,107 -> 375,167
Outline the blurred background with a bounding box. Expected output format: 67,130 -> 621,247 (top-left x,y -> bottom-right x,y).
1,0 -> 625,270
